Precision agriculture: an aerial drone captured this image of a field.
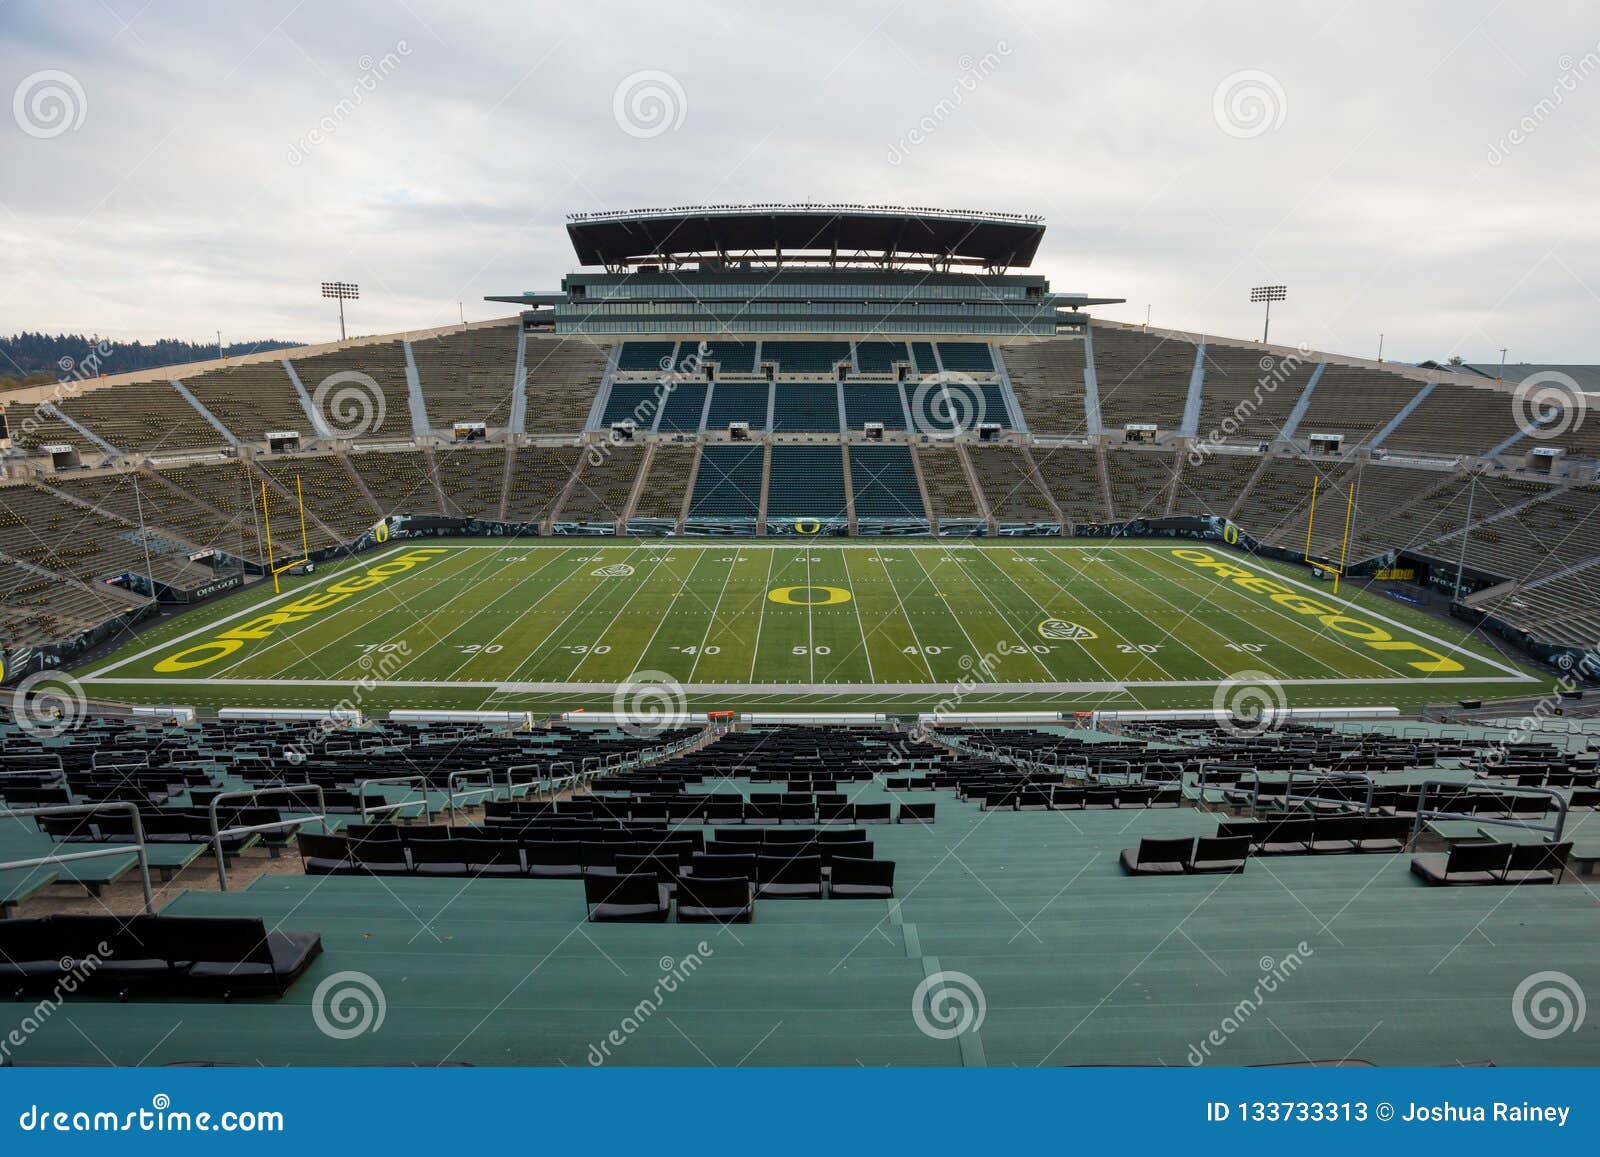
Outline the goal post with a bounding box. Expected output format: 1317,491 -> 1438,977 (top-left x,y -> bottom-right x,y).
258,476 -> 311,594
1304,473 -> 1356,595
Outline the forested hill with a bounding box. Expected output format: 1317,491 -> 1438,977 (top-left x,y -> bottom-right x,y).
0,332 -> 304,390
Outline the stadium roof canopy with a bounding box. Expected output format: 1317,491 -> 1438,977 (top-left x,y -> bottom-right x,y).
566,204 -> 1046,272
1462,363 -> 1600,393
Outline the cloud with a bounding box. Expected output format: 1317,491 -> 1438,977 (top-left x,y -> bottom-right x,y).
0,0 -> 1595,363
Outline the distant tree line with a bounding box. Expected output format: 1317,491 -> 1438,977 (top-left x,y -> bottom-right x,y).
0,332 -> 304,390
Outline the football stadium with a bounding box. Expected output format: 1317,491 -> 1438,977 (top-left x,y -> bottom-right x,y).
4,200 -> 1596,1065
2,2 -> 1599,1141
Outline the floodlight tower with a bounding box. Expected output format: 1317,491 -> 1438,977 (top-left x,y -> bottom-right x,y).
321,281 -> 359,341
1250,284 -> 1287,345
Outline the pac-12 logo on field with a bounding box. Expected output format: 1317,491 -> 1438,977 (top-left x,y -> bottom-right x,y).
1038,618 -> 1096,641
592,564 -> 635,577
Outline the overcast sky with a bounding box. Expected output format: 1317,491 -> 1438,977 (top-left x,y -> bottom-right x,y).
1,0 -> 1597,364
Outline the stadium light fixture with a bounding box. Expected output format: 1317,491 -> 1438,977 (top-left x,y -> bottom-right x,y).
1249,284 -> 1287,344
321,281 -> 360,341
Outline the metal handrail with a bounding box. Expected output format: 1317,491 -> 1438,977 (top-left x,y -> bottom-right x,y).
207,784 -> 330,891
1281,769 -> 1375,816
504,762 -> 547,798
445,768 -> 497,827
1188,762 -> 1248,807
1407,779 -> 1569,851
0,801 -> 154,913
355,775 -> 432,824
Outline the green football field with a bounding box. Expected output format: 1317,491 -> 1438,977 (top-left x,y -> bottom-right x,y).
80,539 -> 1547,716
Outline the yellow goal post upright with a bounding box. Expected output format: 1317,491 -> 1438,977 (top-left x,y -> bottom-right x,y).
256,475 -> 311,594
1302,472 -> 1357,596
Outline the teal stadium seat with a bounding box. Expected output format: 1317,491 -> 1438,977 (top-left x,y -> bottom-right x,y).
767,446 -> 847,520
689,445 -> 764,518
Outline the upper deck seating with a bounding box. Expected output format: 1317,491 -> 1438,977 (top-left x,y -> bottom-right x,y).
411,324 -> 520,430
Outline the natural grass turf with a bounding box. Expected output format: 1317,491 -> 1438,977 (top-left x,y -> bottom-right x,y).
80,538 -> 1550,715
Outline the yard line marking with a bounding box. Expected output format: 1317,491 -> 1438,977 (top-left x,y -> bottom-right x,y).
900,547 -> 1032,678
85,544 -> 415,677
328,526 -> 571,684
79,674 -> 1532,691
482,545 -> 634,685
868,545 -> 961,680
838,550 -> 876,682
436,548 -> 585,681
1033,546 -> 1198,682
687,547 -> 741,683
1119,546 -> 1391,681
384,544 -> 579,680
226,546 -> 491,681
505,543 -> 659,684
919,548 -> 1055,681
805,549 -> 815,682
746,547 -> 779,684
587,546 -> 708,680
871,548 -> 936,681
1138,545 -> 1525,678
969,550 -> 1121,686
1129,545 -> 1521,680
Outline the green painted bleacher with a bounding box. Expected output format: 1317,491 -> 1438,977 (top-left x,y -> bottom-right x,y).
11,765 -> 1600,1065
